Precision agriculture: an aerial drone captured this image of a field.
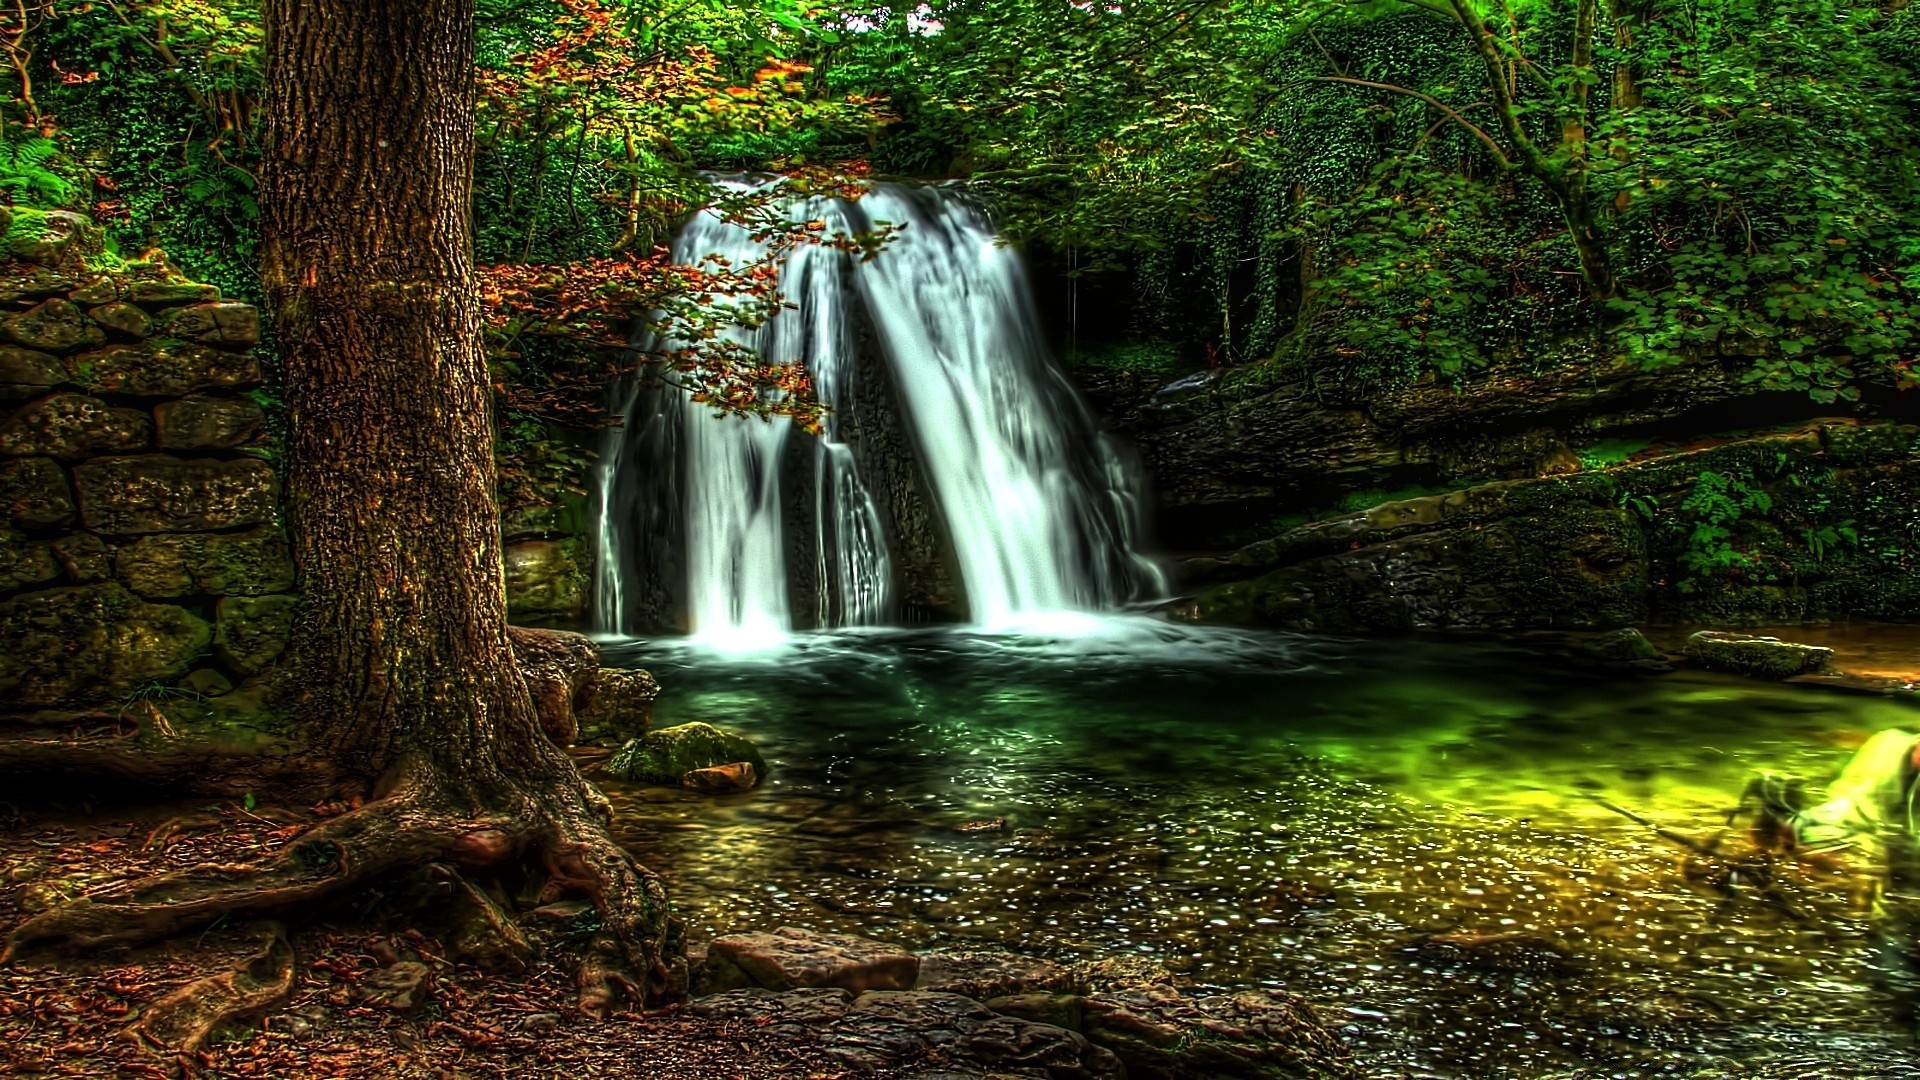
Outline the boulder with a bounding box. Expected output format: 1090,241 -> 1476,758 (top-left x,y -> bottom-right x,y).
609,721 -> 767,784
0,583 -> 211,707
88,302 -> 152,339
3,298 -> 104,353
151,302 -> 260,346
574,666 -> 659,744
1578,627 -> 1663,665
690,988 -> 1123,1079
73,454 -> 278,534
0,346 -> 65,398
683,761 -> 758,794
0,529 -> 59,593
214,594 -> 298,676
703,927 -> 920,994
113,527 -> 295,598
914,951 -> 1079,1001
0,393 -> 152,459
66,339 -> 259,397
3,209 -> 101,265
0,265 -> 82,304
0,456 -> 75,529
1684,631 -> 1834,679
503,537 -> 588,626
1080,985 -> 1352,1080
153,395 -> 265,450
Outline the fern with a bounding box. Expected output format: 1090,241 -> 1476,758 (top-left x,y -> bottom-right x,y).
0,130 -> 77,207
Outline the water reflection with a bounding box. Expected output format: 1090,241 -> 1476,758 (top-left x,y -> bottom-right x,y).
600,622 -> 1920,1077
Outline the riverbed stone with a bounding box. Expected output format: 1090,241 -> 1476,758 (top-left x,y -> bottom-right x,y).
88,302 -> 152,339
1684,631 -> 1834,679
73,455 -> 277,534
114,527 -> 295,597
504,537 -> 588,626
574,666 -> 659,744
0,347 -> 65,398
152,395 -> 265,451
66,339 -> 259,397
914,951 -> 1079,1001
0,583 -> 212,706
214,594 -> 297,676
704,927 -> 920,994
1080,985 -> 1352,1080
608,721 -> 767,784
0,530 -> 59,592
0,393 -> 151,459
691,987 -> 1123,1079
151,302 -> 260,346
0,456 -> 75,529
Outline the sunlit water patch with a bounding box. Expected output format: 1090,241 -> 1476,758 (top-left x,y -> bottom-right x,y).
600,625 -> 1920,1078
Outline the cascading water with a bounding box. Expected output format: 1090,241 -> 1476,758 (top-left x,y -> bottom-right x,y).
595,180 -> 1163,644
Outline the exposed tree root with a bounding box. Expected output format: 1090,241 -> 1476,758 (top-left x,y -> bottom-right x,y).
124,922 -> 295,1052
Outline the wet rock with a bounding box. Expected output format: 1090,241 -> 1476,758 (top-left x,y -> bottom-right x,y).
704,926 -> 920,993
690,987 -> 1123,1079
609,721 -> 767,784
0,456 -> 75,528
683,761 -> 758,794
49,532 -> 109,583
574,666 -> 658,744
66,339 -> 259,397
0,346 -> 65,398
151,302 -> 261,346
1685,631 -> 1835,679
0,583 -> 212,707
88,302 -> 152,339
0,529 -> 58,592
1080,985 -> 1352,1080
1071,957 -> 1175,994
357,961 -> 431,1012
0,393 -> 151,459
114,526 -> 295,597
72,454 -> 278,534
504,537 -> 588,626
508,625 -> 598,747
915,951 -> 1078,1001
1408,930 -> 1578,975
153,395 -> 265,450
3,299 -> 102,354
985,992 -> 1086,1032
214,594 -> 298,676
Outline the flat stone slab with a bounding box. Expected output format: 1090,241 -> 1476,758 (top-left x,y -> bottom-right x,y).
690,988 -> 1122,1079
1685,630 -> 1834,679
703,926 -> 919,994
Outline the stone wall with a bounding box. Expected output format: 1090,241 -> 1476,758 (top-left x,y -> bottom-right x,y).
0,208 -> 290,713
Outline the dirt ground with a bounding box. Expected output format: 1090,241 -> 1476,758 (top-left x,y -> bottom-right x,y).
0,796 -> 887,1080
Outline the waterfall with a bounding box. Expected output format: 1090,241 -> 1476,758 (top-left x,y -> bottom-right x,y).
594,180 -> 1164,642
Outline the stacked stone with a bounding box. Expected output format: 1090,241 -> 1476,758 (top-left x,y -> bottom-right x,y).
0,208 -> 293,713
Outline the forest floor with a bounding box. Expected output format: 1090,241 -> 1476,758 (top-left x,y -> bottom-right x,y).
0,797 -> 896,1080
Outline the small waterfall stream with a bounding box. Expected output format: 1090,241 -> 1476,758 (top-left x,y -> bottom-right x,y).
595,180 -> 1163,644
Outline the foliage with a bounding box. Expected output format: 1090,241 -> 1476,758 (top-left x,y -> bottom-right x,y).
1576,438 -> 1651,471
1673,469 -> 1772,589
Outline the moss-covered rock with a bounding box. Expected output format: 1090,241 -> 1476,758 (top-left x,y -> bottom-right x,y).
88,301 -> 153,339
504,537 -> 588,626
114,527 -> 296,598
0,393 -> 151,459
73,454 -> 278,534
0,529 -> 59,593
0,583 -> 211,707
65,339 -> 259,397
575,666 -> 659,745
608,721 -> 767,785
151,303 -> 260,346
153,395 -> 265,450
3,298 -> 104,353
0,456 -> 75,529
49,531 -> 110,583
3,209 -> 103,265
214,594 -> 298,676
1685,631 -> 1834,679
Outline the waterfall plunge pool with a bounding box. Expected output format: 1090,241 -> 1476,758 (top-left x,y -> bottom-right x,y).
600,621 -> 1920,1078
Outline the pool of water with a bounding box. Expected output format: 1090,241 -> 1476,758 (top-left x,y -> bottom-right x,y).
599,620 -> 1920,1078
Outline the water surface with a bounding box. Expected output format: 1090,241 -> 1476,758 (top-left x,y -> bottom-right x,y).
601,621 -> 1920,1077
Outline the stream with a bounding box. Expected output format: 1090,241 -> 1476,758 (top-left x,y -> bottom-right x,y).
601,620 -> 1920,1078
